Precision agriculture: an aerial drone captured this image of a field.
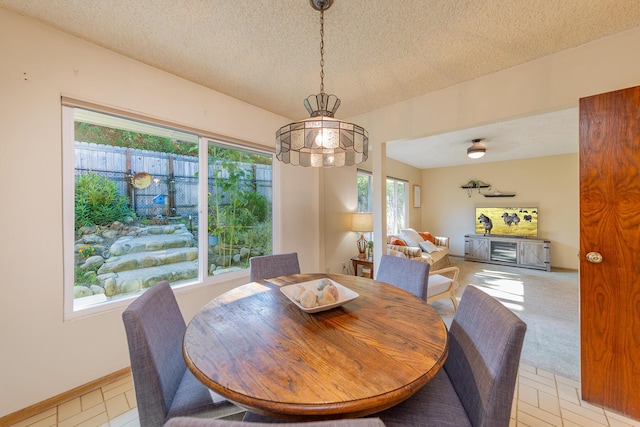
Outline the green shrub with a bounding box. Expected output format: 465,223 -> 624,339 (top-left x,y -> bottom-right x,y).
240,192 -> 270,225
252,220 -> 272,255
74,266 -> 98,286
75,172 -> 134,229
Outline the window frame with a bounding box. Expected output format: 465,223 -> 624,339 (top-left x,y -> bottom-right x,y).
356,169 -> 373,242
386,176 -> 408,235
356,169 -> 373,213
62,101 -> 275,320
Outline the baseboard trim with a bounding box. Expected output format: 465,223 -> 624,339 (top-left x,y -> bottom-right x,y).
551,266 -> 579,272
0,367 -> 131,426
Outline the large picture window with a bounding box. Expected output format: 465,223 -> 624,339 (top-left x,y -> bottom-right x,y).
63,105 -> 272,317
206,141 -> 272,277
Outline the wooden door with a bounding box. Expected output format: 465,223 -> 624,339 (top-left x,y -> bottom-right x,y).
579,85 -> 640,419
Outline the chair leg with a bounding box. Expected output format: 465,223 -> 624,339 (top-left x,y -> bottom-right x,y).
450,291 -> 458,311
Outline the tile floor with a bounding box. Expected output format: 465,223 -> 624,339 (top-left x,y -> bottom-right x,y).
513,365 -> 640,427
7,375 -> 138,427
7,364 -> 640,427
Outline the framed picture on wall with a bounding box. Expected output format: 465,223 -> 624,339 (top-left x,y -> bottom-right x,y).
413,185 -> 421,208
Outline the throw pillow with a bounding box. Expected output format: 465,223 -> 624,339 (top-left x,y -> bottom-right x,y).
400,228 -> 424,247
418,232 -> 436,244
419,240 -> 438,253
389,238 -> 407,246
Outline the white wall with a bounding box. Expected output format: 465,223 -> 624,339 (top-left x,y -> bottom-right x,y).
0,9 -> 318,416
321,166 -> 356,274
423,154 -> 579,269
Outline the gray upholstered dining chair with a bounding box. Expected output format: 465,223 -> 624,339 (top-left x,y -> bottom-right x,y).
165,417 -> 387,427
249,252 -> 301,282
122,281 -> 242,427
371,285 -> 527,427
375,254 -> 430,300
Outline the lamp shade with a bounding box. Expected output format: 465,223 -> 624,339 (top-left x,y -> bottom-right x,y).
276,115 -> 368,167
352,213 -> 373,232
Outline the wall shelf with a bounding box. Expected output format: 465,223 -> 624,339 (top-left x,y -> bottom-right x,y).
483,190 -> 516,198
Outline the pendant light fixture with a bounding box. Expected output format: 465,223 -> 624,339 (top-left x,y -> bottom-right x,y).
467,138 -> 487,159
275,0 -> 369,167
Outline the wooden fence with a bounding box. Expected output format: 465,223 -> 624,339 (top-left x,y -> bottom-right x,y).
74,141 -> 272,219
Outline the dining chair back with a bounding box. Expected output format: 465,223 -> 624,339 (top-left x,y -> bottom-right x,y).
373,285 -> 526,427
165,416 -> 387,427
375,255 -> 430,300
249,252 -> 300,281
122,281 -> 241,426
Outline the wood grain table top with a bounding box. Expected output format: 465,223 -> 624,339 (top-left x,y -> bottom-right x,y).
183,273 -> 448,420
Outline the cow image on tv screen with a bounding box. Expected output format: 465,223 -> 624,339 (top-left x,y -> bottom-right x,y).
475,207 -> 538,237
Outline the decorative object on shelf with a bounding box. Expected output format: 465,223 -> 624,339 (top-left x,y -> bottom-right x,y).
460,180 -> 491,197
351,213 -> 373,258
413,185 -> 421,208
275,0 -> 368,168
467,138 -> 487,159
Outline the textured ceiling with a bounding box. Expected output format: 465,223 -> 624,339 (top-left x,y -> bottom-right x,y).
2,0 -> 639,168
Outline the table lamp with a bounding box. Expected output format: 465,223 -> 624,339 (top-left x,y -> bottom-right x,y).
352,213 -> 373,258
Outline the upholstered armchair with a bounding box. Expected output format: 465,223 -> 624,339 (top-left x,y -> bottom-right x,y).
427,266 -> 460,310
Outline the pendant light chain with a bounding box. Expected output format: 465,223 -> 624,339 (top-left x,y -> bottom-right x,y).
319,8 -> 325,94
274,0 -> 368,167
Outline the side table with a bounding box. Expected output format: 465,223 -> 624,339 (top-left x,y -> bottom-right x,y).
351,255 -> 374,278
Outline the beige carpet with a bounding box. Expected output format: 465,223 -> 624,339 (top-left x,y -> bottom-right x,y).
431,256 -> 580,380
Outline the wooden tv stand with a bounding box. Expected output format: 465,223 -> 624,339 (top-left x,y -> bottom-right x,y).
464,234 -> 550,271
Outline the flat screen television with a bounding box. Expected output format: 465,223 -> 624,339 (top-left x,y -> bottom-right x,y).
475,207 -> 538,237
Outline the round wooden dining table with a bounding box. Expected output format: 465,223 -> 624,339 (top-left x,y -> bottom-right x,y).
183,273 -> 448,421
